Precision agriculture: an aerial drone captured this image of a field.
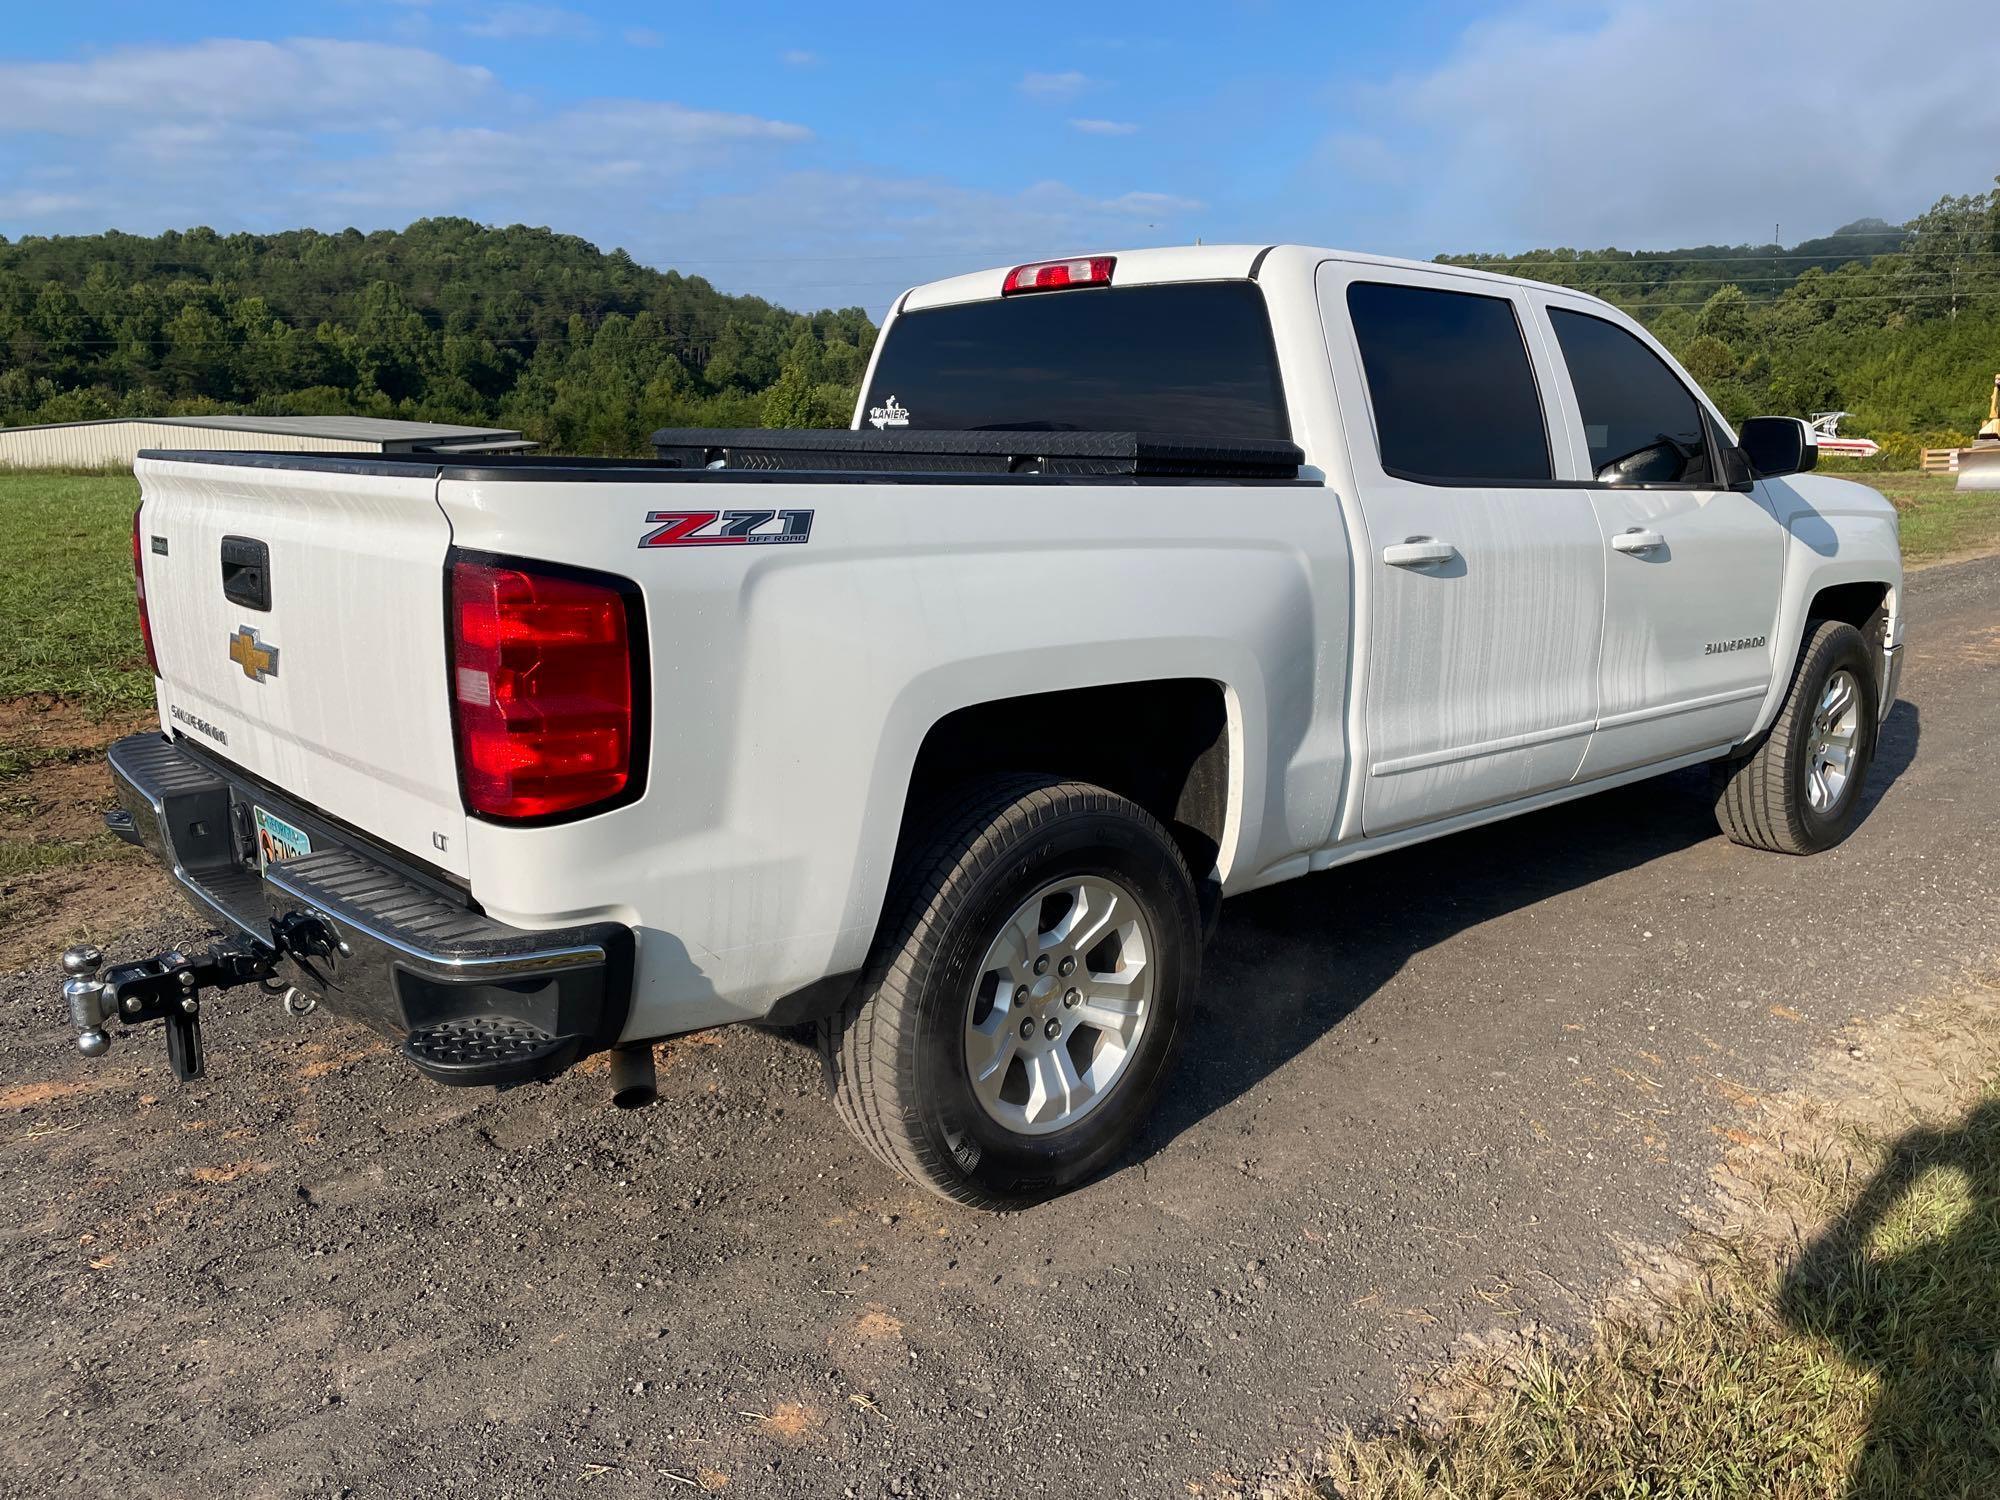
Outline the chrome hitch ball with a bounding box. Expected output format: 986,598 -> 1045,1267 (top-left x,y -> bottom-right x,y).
63,945 -> 113,1058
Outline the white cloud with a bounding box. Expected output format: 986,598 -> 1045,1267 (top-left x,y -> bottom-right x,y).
1103,191 -> 1200,215
1328,0 -> 2000,252
0,35 -> 1198,315
0,38 -> 813,269
463,4 -> 596,40
0,189 -> 88,218
0,38 -> 493,132
315,100 -> 812,214
627,173 -> 1205,310
780,48 -> 821,67
1069,118 -> 1138,136
1020,70 -> 1090,99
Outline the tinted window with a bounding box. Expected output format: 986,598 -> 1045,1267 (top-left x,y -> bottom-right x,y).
1550,309 -> 1716,486
1345,281 -> 1551,484
860,282 -> 1289,438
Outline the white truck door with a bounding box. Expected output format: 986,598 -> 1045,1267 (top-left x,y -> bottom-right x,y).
1532,300 -> 1786,779
1317,264 -> 1606,837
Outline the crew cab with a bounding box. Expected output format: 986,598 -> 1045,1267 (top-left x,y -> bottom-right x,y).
62,246 -> 1903,1208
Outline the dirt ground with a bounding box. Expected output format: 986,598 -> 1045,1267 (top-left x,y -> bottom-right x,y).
0,555 -> 1995,1499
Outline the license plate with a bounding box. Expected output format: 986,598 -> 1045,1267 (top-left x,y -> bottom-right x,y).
253,806 -> 312,872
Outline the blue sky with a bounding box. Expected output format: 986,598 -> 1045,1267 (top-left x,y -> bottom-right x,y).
1,1 -> 1994,313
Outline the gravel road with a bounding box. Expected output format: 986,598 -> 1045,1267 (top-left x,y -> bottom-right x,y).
3,555 -> 1995,1500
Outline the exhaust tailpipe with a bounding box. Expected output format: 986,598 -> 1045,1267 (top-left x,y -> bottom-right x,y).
608,1043 -> 657,1109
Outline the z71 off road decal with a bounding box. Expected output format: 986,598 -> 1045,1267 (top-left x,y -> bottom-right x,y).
641,509 -> 814,548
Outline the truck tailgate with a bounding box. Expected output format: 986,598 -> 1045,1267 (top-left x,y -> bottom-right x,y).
136,456 -> 469,879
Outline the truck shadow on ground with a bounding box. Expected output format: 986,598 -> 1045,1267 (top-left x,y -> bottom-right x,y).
1135,699 -> 1921,1157
1781,1090 -> 2000,1494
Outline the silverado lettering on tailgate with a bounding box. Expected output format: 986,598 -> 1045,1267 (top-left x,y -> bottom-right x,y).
169,703 -> 229,747
641,509 -> 814,548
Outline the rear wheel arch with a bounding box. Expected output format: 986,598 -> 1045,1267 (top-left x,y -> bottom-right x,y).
893,677 -> 1236,905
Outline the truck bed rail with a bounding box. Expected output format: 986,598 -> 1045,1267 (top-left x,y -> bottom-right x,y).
649,428 -> 1305,479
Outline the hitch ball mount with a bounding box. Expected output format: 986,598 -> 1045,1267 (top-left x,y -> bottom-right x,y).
62,913 -> 338,1083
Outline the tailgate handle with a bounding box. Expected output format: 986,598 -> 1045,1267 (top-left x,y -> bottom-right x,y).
220,536 -> 272,612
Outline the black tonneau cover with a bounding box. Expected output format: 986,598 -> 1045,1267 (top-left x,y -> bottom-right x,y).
650,428 -> 1304,480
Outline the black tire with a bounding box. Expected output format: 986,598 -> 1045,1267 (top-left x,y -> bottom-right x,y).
818,776 -> 1201,1208
1712,619 -> 1879,855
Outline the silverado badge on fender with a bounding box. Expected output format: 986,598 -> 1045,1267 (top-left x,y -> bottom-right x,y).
227,625 -> 280,682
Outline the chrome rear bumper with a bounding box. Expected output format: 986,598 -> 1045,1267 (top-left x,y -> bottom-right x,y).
106,733 -> 632,1083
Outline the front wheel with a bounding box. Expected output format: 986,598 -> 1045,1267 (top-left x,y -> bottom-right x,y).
819,776 -> 1201,1208
1712,619 -> 1880,855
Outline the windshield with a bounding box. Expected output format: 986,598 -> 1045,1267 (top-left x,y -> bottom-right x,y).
860,281 -> 1290,439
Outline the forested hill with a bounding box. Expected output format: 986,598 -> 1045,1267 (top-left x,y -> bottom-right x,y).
1438,218 -> 1911,313
2,175 -> 1996,458
0,218 -> 875,452
1439,179 -> 2000,456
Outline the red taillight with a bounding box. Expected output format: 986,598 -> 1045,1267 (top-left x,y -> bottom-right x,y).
132,504 -> 159,676
1001,255 -> 1116,295
449,558 -> 641,822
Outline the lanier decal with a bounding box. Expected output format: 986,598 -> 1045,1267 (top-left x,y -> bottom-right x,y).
867,395 -> 909,430
641,509 -> 815,548
1703,634 -> 1768,656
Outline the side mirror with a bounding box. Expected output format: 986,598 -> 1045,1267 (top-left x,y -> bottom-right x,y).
1737,416 -> 1818,480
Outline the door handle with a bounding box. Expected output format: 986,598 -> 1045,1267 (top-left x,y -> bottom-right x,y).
1382,538 -> 1458,568
1611,528 -> 1665,555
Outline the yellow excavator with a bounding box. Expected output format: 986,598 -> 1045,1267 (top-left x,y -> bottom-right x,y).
1961,374 -> 2000,489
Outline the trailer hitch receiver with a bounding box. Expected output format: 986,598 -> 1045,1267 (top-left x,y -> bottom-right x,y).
61,938 -> 282,1082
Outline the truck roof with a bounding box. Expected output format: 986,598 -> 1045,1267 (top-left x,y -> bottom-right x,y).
897,243 -> 1610,315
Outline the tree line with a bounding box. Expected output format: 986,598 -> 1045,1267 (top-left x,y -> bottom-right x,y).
2,175 -> 1997,461
0,218 -> 872,452
1443,174 -> 2000,465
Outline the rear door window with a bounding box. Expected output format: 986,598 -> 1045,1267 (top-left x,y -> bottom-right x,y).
860,281 -> 1289,438
1344,281 -> 1553,484
1549,308 -> 1717,486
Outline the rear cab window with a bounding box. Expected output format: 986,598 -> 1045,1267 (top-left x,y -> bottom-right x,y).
861,281 -> 1290,438
1344,280 -> 1552,484
1548,308 -> 1717,486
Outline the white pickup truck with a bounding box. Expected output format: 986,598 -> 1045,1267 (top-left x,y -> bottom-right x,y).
63,246 -> 1903,1208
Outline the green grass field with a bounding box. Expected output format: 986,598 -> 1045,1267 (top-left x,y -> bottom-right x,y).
1861,470 -> 2000,565
0,470 -> 150,712
0,468 -> 1993,723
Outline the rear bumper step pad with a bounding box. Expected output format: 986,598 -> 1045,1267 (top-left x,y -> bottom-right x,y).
404,1016 -> 583,1086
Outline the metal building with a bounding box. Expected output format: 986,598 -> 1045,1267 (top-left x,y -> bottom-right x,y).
0,415 -> 535,470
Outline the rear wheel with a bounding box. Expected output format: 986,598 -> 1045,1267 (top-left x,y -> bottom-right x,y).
819,776 -> 1200,1208
1712,619 -> 1879,855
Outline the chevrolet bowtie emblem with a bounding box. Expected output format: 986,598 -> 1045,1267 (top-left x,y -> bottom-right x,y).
227,626 -> 280,683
